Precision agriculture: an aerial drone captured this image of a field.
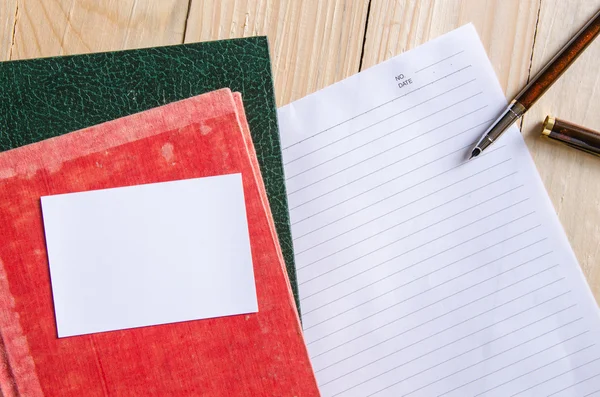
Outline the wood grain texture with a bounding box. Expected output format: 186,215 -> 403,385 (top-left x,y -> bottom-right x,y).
521,0 -> 600,303
184,0 -> 370,106
0,0 -> 17,61
8,0 -> 188,60
361,0 -> 539,99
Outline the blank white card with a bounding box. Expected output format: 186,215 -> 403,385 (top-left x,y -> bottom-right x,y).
41,173 -> 257,338
278,25 -> 600,396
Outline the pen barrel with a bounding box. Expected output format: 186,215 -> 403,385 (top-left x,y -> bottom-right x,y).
472,101 -> 525,155
516,9 -> 600,109
542,116 -> 600,156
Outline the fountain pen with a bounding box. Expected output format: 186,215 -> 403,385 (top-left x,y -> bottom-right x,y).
469,8 -> 600,160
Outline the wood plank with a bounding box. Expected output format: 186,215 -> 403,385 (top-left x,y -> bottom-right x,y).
362,0 -> 539,99
0,0 -> 18,61
184,0 -> 370,106
8,0 -> 188,60
521,0 -> 600,303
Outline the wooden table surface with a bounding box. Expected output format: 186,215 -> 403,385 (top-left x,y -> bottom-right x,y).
1,0 -> 599,303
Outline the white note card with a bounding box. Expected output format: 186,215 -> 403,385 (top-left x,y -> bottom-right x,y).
41,173 -> 257,338
278,24 -> 600,396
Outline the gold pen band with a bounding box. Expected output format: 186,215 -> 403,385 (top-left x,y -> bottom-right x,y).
541,116 -> 555,136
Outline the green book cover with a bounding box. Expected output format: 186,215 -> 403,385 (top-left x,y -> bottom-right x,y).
0,37 -> 301,315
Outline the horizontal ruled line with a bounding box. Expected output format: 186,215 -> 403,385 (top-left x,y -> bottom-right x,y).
544,373 -> 600,397
330,300 -> 575,396
415,50 -> 465,73
286,89 -> 482,179
328,292 -> 568,394
292,140 -> 465,212
288,103 -> 487,201
285,80 -> 477,171
303,231 -> 543,315
292,146 -> 504,227
299,186 -> 524,269
290,137 -> 473,211
400,328 -> 589,396
313,275 -> 563,366
361,303 -> 578,397
305,248 -> 551,333
299,204 -> 532,284
303,237 -> 546,317
288,104 -> 484,196
281,65 -> 472,151
507,357 -> 600,397
301,216 -> 538,300
296,170 -> 516,256
308,262 -> 559,348
445,344 -> 596,397
293,155 -> 508,238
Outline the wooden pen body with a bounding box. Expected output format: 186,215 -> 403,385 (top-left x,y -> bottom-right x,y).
517,9 -> 600,109
542,116 -> 600,156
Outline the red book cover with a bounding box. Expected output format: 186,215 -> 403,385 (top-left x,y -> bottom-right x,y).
0,89 -> 319,396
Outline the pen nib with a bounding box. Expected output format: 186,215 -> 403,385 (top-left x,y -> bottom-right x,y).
469,147 -> 481,160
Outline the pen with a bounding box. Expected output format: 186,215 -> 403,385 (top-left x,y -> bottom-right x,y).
542,116 -> 600,157
469,8 -> 600,160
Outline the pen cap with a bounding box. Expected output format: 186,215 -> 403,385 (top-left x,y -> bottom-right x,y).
542,115 -> 600,147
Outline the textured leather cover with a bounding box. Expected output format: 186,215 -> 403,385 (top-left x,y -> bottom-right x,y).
0,37 -> 300,313
0,89 -> 319,396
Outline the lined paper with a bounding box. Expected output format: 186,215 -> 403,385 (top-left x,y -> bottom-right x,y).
278,25 -> 600,397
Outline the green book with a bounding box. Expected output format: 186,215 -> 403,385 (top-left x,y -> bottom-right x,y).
0,37 -> 301,315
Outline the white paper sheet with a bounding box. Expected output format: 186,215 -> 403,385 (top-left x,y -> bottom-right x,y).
41,173 -> 257,337
278,24 -> 600,397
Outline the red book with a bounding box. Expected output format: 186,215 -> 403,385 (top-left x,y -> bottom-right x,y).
0,89 -> 319,396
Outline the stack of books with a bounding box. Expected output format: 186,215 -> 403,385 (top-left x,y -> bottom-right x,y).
0,39 -> 318,396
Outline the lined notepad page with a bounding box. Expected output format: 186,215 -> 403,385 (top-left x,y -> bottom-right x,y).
278,25 -> 600,397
